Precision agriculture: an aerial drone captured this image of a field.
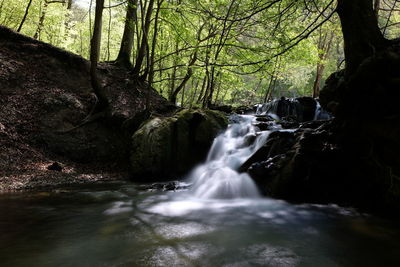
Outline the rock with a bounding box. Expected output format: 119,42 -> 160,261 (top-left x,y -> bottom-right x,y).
130,109 -> 228,181
239,130 -> 297,172
232,105 -> 254,114
255,97 -> 318,122
47,162 -> 63,172
299,120 -> 326,129
239,133 -> 257,148
319,70 -> 345,116
280,116 -> 300,129
242,117 -> 400,213
121,109 -> 151,135
296,96 -> 318,121
209,104 -> 233,113
255,115 -> 275,122
137,181 -> 190,191
253,122 -> 273,131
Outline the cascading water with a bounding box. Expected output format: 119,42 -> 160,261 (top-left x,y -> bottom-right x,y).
314,101 -> 331,120
255,97 -> 332,121
186,115 -> 272,199
184,98 -> 330,200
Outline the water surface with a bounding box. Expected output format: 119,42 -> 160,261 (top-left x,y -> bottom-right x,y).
1,183 -> 400,267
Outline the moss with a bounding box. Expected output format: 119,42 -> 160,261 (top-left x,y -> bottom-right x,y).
130,109 -> 228,181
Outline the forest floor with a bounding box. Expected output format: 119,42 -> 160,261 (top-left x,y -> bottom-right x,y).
0,26 -> 173,192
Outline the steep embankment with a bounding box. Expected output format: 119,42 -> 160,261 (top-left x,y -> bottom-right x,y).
0,26 -> 173,191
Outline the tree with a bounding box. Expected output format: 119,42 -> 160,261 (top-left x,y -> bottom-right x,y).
115,0 -> 138,67
312,28 -> 334,98
90,0 -> 109,111
17,0 -> 34,32
336,0 -> 389,77
169,51 -> 197,104
34,0 -> 49,39
132,0 -> 155,77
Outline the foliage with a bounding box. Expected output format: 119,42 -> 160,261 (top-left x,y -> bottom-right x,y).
1,0 -> 399,106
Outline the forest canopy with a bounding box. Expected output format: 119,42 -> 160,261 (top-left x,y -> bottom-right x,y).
2,0 -> 400,107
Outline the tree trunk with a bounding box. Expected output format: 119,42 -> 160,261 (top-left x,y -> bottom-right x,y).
214,73 -> 222,105
189,78 -> 200,108
90,0 -> 109,111
34,0 -> 49,39
196,75 -> 207,105
313,30 -> 334,98
204,66 -> 216,107
132,0 -> 155,76
374,0 -> 380,18
115,0 -> 137,68
264,58 -> 280,102
313,64 -> 325,98
17,0 -> 34,32
336,0 -> 388,77
148,0 -> 163,85
169,52 -> 197,105
106,0 -> 111,61
89,0 -> 93,46
63,0 -> 74,46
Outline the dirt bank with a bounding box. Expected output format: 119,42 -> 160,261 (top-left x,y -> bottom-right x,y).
0,26 -> 174,191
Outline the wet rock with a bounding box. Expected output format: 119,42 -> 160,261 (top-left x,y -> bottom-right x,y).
241,134 -> 257,148
256,97 -> 318,122
137,181 -> 190,191
280,117 -> 300,129
255,115 -> 275,122
233,105 -> 254,114
244,117 -> 400,213
253,122 -> 274,131
299,120 -> 327,129
130,109 -> 228,181
239,130 -> 296,172
296,97 -> 318,121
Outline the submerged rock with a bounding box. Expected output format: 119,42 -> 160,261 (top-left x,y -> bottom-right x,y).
130,109 -> 228,181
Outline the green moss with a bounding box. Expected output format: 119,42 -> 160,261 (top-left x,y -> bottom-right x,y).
129,109 -> 228,181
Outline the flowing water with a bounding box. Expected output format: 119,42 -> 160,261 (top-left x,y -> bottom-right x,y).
1,184 -> 400,267
188,115 -> 271,199
1,114 -> 400,266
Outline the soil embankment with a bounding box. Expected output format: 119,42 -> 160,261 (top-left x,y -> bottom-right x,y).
0,26 -> 173,191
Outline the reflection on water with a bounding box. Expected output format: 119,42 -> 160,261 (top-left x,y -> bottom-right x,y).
1,183 -> 400,267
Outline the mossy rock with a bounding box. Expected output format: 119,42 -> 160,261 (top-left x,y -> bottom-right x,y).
130,109 -> 228,181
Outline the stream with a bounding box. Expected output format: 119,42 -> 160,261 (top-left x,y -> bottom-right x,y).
1,184 -> 400,266
1,112 -> 400,266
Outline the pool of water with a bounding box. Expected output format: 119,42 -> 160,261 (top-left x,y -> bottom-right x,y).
1,183 -> 400,267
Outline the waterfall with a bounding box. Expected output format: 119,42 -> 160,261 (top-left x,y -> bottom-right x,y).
256,97 -> 331,121
314,101 -> 331,120
256,98 -> 303,120
185,98 -> 331,200
187,115 -> 271,199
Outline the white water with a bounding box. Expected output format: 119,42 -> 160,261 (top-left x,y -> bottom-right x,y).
314,101 -> 332,120
186,115 -> 271,199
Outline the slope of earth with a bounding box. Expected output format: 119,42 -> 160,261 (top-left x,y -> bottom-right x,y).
0,26 -> 174,191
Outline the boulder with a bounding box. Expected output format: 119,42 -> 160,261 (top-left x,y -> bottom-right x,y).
130,109 -> 228,181
255,97 -> 319,122
241,118 -> 400,213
